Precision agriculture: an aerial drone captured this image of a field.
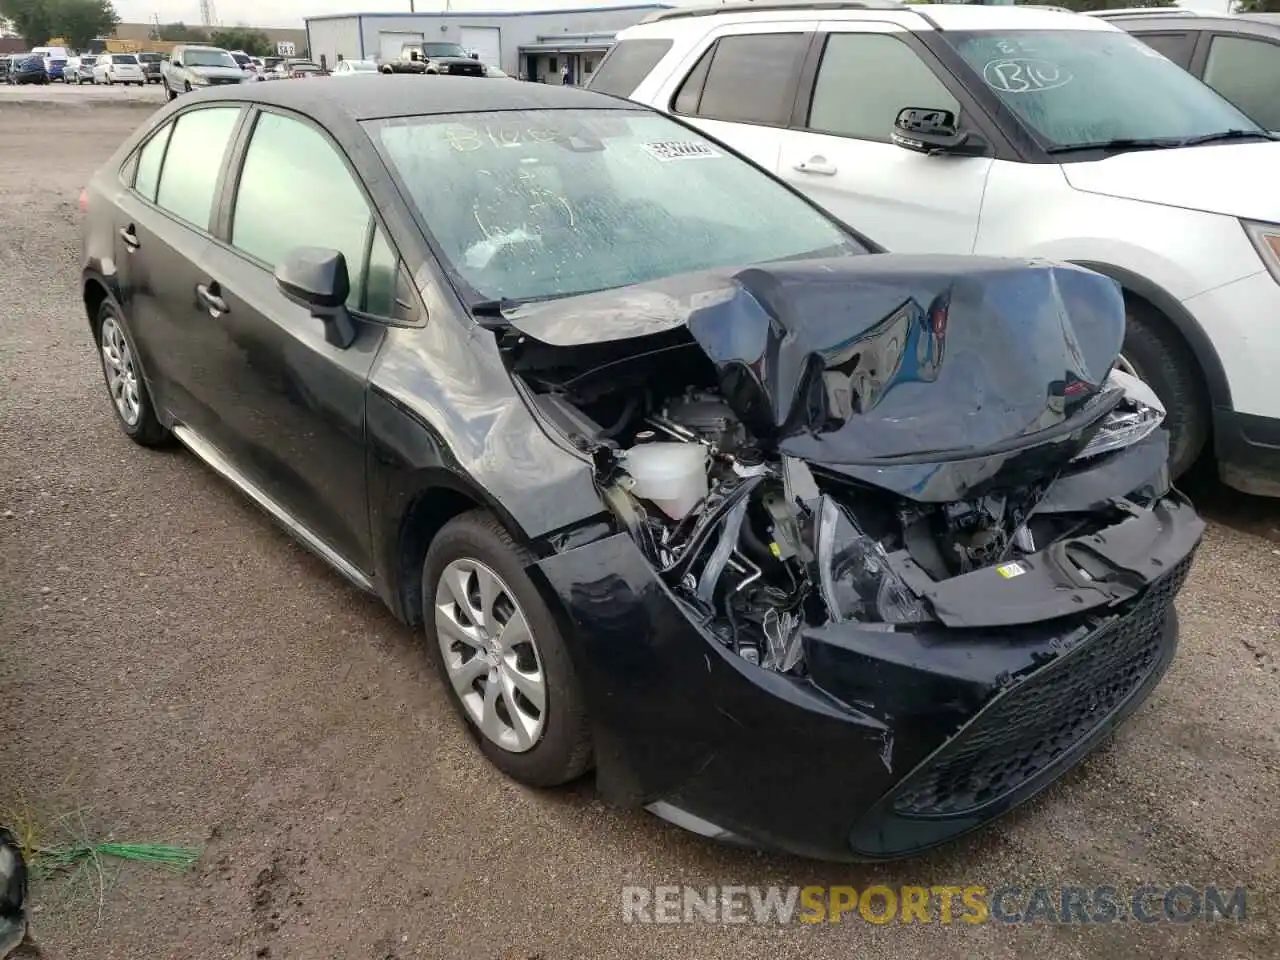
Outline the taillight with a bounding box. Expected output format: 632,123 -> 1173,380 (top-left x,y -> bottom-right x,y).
79,188 -> 88,214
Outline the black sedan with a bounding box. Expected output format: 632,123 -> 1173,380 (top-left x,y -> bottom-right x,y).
79,77 -> 1203,861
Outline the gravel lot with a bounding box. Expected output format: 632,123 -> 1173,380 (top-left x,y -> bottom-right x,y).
1,96 -> 1278,960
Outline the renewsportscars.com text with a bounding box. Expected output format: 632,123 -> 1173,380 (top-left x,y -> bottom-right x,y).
621,884 -> 1248,925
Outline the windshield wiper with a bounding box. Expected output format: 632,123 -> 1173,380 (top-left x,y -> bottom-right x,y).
1045,137 -> 1183,156
1175,129 -> 1276,147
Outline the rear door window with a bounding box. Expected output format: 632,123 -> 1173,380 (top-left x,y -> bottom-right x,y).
154,106 -> 241,230
134,124 -> 174,202
587,38 -> 673,97
674,33 -> 809,126
230,111 -> 379,310
1202,34 -> 1280,131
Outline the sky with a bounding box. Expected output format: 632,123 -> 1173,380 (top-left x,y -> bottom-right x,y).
109,0 -> 702,30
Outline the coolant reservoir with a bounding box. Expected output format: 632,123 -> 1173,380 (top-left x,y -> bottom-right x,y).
621,442 -> 709,520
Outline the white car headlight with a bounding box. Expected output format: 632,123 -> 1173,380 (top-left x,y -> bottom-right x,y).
1243,220 -> 1280,283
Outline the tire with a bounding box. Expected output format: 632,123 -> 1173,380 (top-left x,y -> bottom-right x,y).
183,81 -> 191,93
166,85 -> 177,100
422,509 -> 592,787
1122,297 -> 1210,479
94,301 -> 169,447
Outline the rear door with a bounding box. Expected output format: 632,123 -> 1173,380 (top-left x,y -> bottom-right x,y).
775,22 -> 993,254
195,107 -> 401,572
663,24 -> 816,174
110,104 -> 245,431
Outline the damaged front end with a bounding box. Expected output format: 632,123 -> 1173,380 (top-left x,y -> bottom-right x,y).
502,254 -> 1204,858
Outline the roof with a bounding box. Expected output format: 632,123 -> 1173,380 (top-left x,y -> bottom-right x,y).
630,2 -> 1115,33
193,74 -> 641,121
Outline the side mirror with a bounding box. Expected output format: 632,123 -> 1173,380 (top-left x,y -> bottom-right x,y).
471,52 -> 480,60
891,107 -> 986,157
409,50 -> 420,61
274,247 -> 357,349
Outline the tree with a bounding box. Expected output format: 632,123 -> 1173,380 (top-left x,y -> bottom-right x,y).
53,0 -> 116,49
0,0 -> 117,47
210,26 -> 272,56
156,21 -> 207,43
1235,0 -> 1280,12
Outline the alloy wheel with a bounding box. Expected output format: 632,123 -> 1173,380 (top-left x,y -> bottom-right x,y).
435,558 -> 547,753
100,317 -> 141,426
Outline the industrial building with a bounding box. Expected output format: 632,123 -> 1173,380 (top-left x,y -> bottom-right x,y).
305,4 -> 670,83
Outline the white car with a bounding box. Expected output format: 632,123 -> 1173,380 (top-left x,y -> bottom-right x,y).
331,58 -> 379,76
94,53 -> 145,86
598,1 -> 1280,495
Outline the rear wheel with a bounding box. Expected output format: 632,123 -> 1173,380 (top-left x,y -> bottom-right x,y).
1122,297 -> 1210,479
95,301 -> 169,447
422,510 -> 592,787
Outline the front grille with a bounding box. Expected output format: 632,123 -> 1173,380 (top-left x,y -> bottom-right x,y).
447,63 -> 483,76
890,552 -> 1194,818
207,77 -> 242,85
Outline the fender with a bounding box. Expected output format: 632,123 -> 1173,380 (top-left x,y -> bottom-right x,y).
1072,260 -> 1233,412
81,264 -> 122,330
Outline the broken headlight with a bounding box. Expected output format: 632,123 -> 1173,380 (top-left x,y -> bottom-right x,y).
815,496 -> 931,625
1073,367 -> 1165,462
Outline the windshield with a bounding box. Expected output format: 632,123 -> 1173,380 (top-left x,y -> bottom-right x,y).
231,53 -> 250,65
111,55 -> 137,64
138,53 -> 160,62
423,42 -> 468,59
371,108 -> 865,302
185,49 -> 237,68
944,29 -> 1263,150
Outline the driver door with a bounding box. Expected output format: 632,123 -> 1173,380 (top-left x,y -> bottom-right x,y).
775,22 -> 993,254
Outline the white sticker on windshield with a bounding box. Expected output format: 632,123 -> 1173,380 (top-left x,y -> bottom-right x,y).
983,58 -> 1073,94
641,141 -> 722,162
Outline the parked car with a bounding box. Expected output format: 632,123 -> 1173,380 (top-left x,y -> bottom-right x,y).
261,56 -> 284,75
65,55 -> 99,84
380,40 -> 485,76
162,45 -> 247,99
137,51 -> 164,84
331,58 -> 379,76
228,49 -> 258,77
275,59 -> 326,79
600,1 -> 1280,497
1093,8 -> 1280,133
7,54 -> 48,85
94,53 -> 145,86
79,76 -> 1203,861
32,45 -> 68,81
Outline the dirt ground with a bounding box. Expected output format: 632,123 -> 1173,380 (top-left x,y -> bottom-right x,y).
1,99 -> 1278,960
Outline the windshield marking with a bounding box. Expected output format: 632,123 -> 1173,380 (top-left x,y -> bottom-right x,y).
640,141 -> 722,162
983,58 -> 1072,94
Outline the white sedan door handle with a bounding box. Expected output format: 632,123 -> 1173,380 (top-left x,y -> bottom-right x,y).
793,157 -> 838,176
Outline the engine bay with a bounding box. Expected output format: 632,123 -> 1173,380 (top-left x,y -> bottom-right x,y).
506,323 -> 1172,677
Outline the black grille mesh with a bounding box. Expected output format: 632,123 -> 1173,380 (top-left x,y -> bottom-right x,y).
891,553 -> 1194,818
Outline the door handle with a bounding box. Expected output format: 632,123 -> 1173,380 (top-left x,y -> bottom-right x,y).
119,225 -> 140,250
195,282 -> 228,317
793,157 -> 838,176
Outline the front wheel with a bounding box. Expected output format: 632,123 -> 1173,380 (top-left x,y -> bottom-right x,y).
166,85 -> 177,100
1122,299 -> 1210,479
95,301 -> 169,447
183,81 -> 191,93
422,510 -> 592,787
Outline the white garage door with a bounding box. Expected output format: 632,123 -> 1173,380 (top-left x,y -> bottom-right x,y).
379,31 -> 424,63
460,26 -> 501,69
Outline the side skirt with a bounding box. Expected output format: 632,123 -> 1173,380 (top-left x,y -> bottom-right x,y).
171,423 -> 376,594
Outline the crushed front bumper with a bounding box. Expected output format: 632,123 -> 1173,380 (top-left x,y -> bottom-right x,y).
529,494 -> 1203,861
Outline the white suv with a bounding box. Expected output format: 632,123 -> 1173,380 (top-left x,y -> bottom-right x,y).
593,0 -> 1280,496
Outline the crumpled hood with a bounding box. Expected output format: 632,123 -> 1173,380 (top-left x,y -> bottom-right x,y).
506,254 -> 1127,500
1062,141 -> 1280,221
